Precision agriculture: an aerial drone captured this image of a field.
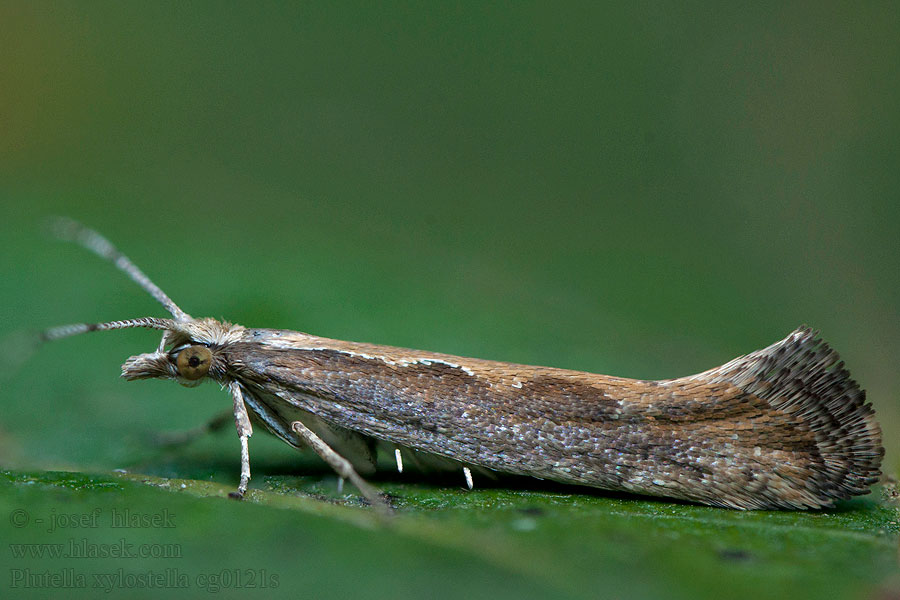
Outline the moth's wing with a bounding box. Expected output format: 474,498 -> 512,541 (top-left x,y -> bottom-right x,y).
238,383 -> 378,476
238,381 -> 486,481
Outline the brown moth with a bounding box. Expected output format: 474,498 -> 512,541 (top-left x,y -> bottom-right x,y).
41,219 -> 883,510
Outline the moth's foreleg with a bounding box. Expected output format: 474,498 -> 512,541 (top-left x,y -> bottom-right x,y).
229,382 -> 253,499
289,420 -> 390,513
234,430 -> 251,499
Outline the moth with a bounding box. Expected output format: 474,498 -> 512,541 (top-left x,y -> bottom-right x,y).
40,219 -> 883,510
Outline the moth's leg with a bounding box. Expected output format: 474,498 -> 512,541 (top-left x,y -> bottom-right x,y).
463,467 -> 474,490
228,382 -> 253,499
289,420 -> 390,512
155,330 -> 169,353
153,410 -> 232,447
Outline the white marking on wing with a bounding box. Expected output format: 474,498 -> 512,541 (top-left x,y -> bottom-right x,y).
261,341 -> 476,375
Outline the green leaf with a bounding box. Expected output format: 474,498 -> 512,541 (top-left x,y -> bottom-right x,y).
2,467 -> 897,600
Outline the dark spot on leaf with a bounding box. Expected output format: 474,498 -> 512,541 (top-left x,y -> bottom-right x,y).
518,506 -> 545,517
718,549 -> 751,562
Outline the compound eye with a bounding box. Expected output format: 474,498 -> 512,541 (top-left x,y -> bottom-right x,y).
175,345 -> 212,380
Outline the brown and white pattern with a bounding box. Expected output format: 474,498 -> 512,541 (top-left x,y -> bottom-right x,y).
41,220 -> 884,510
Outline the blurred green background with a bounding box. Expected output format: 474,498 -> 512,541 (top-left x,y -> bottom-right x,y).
1,2 -> 898,599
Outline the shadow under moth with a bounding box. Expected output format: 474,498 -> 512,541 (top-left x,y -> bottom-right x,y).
39,219 -> 883,510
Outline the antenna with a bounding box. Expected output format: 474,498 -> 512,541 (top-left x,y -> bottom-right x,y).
48,217 -> 191,321
41,317 -> 176,342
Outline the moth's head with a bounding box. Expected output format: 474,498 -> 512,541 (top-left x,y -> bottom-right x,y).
40,219 -> 246,388
120,318 -> 245,387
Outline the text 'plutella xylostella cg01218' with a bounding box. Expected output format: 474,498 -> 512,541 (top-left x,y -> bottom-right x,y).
37,219 -> 883,510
